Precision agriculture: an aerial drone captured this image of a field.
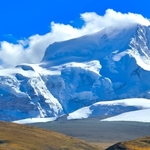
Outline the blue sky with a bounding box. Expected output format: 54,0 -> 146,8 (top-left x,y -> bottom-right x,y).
0,0 -> 150,41
0,0 -> 150,68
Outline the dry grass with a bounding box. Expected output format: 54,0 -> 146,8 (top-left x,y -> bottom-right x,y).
0,121 -> 102,150
106,136 -> 150,150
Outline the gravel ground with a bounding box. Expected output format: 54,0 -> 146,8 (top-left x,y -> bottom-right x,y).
29,118 -> 150,143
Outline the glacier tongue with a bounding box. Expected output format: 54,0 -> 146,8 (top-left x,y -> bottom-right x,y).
1,23 -> 150,121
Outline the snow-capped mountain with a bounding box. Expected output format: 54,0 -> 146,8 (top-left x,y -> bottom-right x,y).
1,23 -> 150,121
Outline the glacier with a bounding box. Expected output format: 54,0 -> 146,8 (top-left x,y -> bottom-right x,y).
0,23 -> 150,121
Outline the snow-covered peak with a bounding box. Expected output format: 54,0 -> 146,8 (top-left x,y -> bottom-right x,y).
42,23 -> 139,65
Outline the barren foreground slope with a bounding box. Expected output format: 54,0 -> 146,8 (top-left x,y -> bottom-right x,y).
106,136 -> 150,150
0,122 -> 101,150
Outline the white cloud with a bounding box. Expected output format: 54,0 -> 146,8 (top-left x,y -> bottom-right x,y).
0,9 -> 150,68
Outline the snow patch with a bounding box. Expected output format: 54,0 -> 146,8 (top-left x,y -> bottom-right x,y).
13,117 -> 57,124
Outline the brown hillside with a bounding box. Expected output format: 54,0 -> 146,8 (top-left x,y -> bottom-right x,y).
106,136 -> 150,150
0,121 -> 102,150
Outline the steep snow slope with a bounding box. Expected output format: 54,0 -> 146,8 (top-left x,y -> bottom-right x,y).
1,23 -> 150,121
67,98 -> 150,120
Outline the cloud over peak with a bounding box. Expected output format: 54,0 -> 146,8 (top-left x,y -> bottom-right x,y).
0,9 -> 150,68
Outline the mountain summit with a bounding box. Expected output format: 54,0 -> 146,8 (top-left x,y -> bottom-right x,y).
42,24 -> 138,64
1,23 -> 150,121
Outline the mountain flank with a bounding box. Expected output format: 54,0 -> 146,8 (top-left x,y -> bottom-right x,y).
0,121 -> 101,150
